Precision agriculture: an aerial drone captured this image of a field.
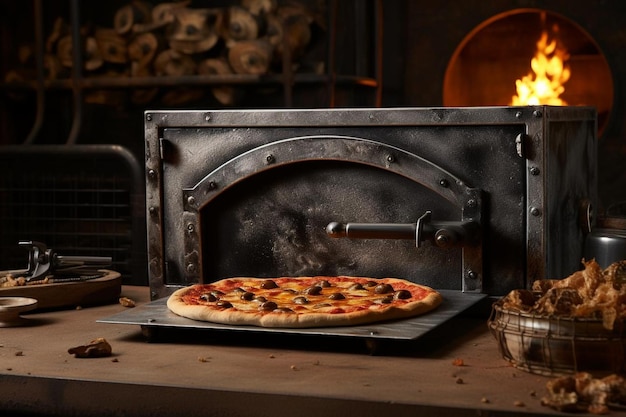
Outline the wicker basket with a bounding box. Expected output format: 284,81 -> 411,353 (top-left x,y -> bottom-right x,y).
488,302 -> 626,376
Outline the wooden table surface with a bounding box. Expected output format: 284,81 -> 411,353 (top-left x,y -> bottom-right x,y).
1,285 -> 623,417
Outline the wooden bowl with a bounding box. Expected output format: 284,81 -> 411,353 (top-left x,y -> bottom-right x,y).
0,270 -> 121,310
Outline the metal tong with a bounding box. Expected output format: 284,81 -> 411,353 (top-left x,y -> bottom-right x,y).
19,241 -> 112,282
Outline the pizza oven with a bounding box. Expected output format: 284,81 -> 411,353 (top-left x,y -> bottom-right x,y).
143,106 -> 597,303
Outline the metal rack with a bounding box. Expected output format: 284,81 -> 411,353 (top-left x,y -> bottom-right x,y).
1,0 -> 383,146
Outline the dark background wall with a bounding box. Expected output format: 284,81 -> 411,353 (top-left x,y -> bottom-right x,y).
1,0 -> 626,213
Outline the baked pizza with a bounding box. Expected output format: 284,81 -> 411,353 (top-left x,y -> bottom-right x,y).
167,276 -> 443,328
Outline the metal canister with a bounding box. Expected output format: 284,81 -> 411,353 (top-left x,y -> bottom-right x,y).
584,227 -> 626,268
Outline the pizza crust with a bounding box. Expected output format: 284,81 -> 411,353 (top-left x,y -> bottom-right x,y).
167,276 -> 443,328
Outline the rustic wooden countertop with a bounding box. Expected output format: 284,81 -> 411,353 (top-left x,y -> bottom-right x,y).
1,286 -> 622,417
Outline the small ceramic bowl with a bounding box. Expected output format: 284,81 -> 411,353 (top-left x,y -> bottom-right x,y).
0,297 -> 38,327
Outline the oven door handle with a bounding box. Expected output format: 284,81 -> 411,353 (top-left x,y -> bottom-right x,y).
326,211 -> 481,249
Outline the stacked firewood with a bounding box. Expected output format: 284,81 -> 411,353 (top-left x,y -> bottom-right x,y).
6,0 -> 322,106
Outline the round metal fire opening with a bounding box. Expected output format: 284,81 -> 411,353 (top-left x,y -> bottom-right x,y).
488,302 -> 626,377
443,8 -> 613,137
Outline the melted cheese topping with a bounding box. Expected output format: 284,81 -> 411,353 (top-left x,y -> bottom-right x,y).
182,277 -> 428,315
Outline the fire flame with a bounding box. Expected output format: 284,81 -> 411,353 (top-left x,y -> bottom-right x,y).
511,28 -> 571,105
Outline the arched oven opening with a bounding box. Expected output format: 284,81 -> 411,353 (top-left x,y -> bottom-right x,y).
198,160 -> 463,289
443,9 -> 613,136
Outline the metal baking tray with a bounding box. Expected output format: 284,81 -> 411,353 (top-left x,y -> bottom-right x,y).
98,290 -> 486,342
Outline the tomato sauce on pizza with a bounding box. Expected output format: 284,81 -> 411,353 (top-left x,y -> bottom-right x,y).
167,276 -> 443,328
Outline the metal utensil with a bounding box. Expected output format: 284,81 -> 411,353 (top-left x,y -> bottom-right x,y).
18,241 -> 112,282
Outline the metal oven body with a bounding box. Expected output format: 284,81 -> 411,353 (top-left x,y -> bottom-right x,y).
144,106 -> 597,300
